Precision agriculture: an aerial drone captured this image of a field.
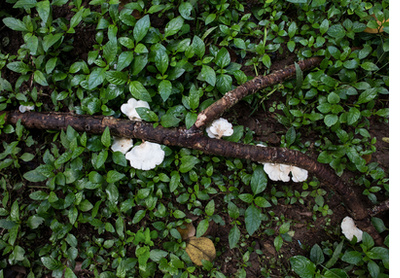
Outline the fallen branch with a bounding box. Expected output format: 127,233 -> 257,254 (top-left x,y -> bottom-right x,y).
193,56 -> 323,130
3,110 -> 382,245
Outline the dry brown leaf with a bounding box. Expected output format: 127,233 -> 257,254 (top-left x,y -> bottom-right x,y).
185,237 -> 216,266
364,15 -> 388,33
177,222 -> 196,240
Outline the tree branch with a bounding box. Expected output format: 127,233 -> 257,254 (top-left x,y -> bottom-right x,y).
3,110 -> 382,245
193,56 -> 323,130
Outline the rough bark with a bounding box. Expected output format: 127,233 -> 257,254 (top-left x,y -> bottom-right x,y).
193,56 -> 323,130
3,110 -> 383,245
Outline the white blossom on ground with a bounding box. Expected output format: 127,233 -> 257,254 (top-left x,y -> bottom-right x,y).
19,105 -> 34,113
120,98 -> 150,121
206,118 -> 234,139
125,141 -> 165,170
111,137 -> 133,154
341,216 -> 363,242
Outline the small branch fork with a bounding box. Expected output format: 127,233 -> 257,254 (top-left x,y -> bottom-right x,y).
2,57 -> 384,245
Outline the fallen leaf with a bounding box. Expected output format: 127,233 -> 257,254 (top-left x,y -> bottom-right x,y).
177,222 -> 196,240
364,15 -> 388,34
185,237 -> 216,266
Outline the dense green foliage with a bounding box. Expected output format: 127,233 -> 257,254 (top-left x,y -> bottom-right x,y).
0,0 -> 388,277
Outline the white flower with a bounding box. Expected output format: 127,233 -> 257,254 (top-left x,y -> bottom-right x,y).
206,118 -> 234,139
111,137 -> 133,154
125,141 -> 165,170
19,105 -> 34,113
341,216 -> 363,242
121,98 -> 150,121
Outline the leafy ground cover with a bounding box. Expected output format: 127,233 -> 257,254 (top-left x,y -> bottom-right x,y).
0,0 -> 388,277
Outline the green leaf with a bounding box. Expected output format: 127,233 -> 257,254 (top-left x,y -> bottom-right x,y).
325,240 -> 343,268
105,71 -> 128,85
158,79 -> 172,101
327,92 -> 340,104
361,62 -> 379,71
95,149 -> 108,169
357,88 -> 377,104
216,74 -> 232,95
14,0 -> 37,9
7,61 -> 31,74
196,219 -> 209,237
286,0 -> 307,2
103,40 -> 117,64
27,215 -> 44,229
101,127 -> 111,148
129,81 -> 152,102
327,24 -> 346,39
286,126 -> 296,146
197,65 -> 216,87
228,225 -> 240,249
134,14 -> 150,43
324,114 -> 338,127
341,251 -> 362,265
347,107 -> 360,125
205,13 -> 216,25
36,0 -> 51,23
179,155 -> 200,173
135,107 -> 158,122
116,216 -> 124,239
132,54 -> 148,75
362,232 -> 375,250
10,200 -> 19,222
205,199 -> 215,216
116,51 -> 134,71
24,169 -> 47,182
118,37 -> 135,49
164,16 -> 184,38
191,35 -> 205,58
153,44 -> 169,75
133,209 -> 146,224
274,235 -> 283,252
78,199 -> 93,212
41,257 -> 63,271
288,21 -> 297,38
245,204 -> 261,236
251,165 -> 267,195
310,244 -> 324,264
254,196 -> 271,208
367,260 -> 380,278
320,19 -> 329,34
33,71 -> 48,86
185,112 -> 197,129
215,47 -> 230,68
179,2 -> 194,20
88,67 -> 105,90
290,256 -> 316,278
3,17 -> 29,32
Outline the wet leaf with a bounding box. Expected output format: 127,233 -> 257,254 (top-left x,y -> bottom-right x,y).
185,237 -> 216,266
